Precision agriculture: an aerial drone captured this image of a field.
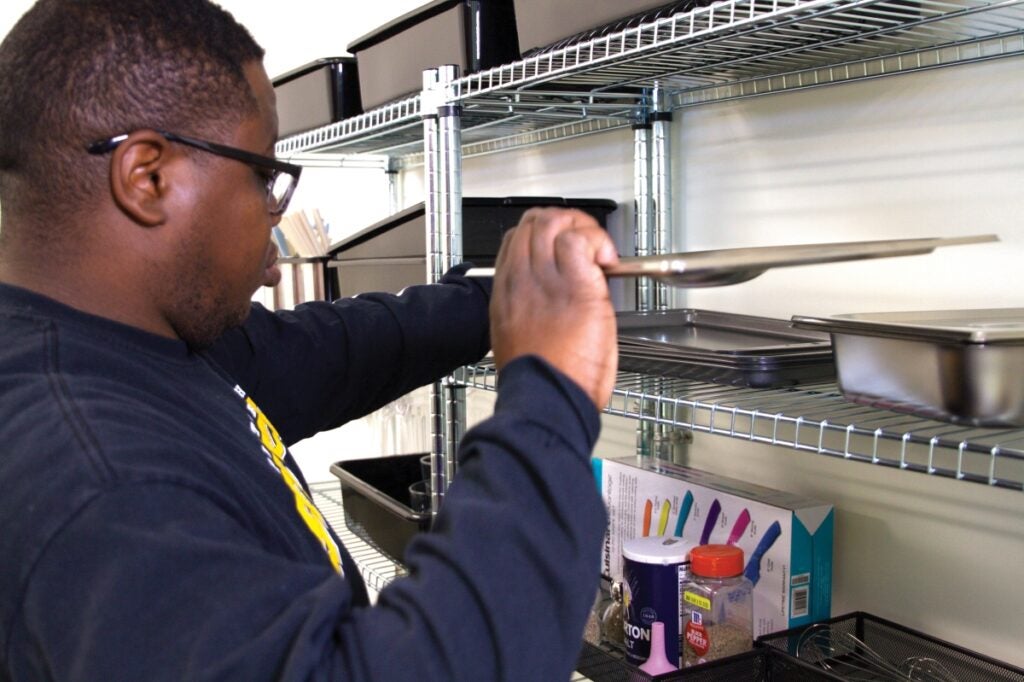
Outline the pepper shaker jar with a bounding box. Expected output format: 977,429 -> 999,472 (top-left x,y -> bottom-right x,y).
681,544 -> 753,666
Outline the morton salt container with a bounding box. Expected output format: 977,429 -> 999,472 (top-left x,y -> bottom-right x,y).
622,535 -> 695,667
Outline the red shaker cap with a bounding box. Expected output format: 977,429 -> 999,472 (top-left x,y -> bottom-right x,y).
690,544 -> 744,578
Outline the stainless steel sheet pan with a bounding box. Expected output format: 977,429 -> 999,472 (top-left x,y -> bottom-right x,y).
617,309 -> 834,388
466,234 -> 997,287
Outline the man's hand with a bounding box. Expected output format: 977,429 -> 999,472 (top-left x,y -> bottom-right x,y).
490,208 -> 619,409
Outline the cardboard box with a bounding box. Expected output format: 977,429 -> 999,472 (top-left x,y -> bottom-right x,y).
593,455 -> 833,636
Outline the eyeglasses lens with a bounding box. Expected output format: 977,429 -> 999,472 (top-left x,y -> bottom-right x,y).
269,172 -> 295,214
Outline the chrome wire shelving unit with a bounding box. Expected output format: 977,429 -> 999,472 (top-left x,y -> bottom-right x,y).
281,0 -> 1024,502
457,363 -> 1024,491
309,481 -> 406,596
275,95 -> 423,157
453,0 -> 1024,103
276,0 -> 1024,160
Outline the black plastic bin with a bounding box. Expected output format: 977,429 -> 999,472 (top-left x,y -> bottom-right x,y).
272,57 -> 362,137
757,612 -> 1024,681
347,0 -> 519,109
515,0 -> 679,54
327,196 -> 618,298
330,453 -> 431,566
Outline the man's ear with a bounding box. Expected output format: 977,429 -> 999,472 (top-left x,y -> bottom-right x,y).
108,130 -> 176,227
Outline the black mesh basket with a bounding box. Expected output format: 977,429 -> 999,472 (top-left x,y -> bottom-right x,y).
575,642 -> 840,681
757,612 -> 1024,682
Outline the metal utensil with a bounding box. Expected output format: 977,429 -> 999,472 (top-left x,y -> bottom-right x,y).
796,624 -> 961,681
465,234 -> 997,287
901,656 -> 960,682
797,623 -> 910,680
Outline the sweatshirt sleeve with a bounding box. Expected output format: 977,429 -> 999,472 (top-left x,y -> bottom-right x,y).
206,264 -> 492,444
10,357 -> 607,682
334,355 -> 608,681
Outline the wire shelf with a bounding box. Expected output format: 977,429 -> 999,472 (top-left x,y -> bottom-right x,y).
456,363 -> 1024,491
275,95 -> 423,157
276,0 -> 1024,158
456,0 -> 1024,101
310,481 -> 406,595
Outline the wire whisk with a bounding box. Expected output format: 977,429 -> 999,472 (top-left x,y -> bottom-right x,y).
797,623 -> 908,680
901,656 -> 959,682
796,624 -> 960,681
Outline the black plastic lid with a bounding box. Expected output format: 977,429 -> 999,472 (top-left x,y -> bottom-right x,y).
328,196 -> 618,255
272,57 -> 357,87
500,196 -> 618,210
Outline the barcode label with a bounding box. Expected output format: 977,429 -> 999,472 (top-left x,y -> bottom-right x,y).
791,586 -> 810,617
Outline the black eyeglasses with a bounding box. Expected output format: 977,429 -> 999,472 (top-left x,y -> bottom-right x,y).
87,129 -> 302,216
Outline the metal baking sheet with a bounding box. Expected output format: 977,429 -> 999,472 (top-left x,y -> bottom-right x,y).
617,309 -> 834,388
466,234 -> 997,287
791,309 -> 1024,426
602,234 -> 997,287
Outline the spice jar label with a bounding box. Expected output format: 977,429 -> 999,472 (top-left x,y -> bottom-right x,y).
684,620 -> 710,657
683,590 -> 711,611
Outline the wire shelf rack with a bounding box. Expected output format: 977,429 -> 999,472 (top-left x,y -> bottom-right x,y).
309,480 -> 406,595
275,95 -> 423,157
455,0 -> 1024,100
275,0 -> 1024,158
456,363 -> 1024,491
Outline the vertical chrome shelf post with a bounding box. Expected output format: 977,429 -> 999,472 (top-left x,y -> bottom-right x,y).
385,156 -> 401,216
652,84 -> 674,313
632,94 -> 658,457
652,85 -> 685,461
632,93 -> 654,314
423,66 -> 466,516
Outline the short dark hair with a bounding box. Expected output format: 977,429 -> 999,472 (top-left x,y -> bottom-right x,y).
0,0 -> 265,219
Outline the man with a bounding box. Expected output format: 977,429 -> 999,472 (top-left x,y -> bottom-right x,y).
0,1 -> 619,680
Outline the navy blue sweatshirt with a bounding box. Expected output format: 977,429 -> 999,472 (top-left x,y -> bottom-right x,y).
0,268 -> 607,681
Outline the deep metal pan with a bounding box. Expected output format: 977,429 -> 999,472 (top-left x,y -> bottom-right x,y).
792,309 -> 1024,344
792,309 -> 1024,426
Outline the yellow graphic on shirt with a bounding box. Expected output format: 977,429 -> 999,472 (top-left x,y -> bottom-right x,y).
244,394 -> 343,575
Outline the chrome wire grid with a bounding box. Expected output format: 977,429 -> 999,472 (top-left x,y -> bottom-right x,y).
275,95 -> 422,157
275,0 -> 1023,158
457,364 -> 1024,491
309,481 -> 406,594
456,0 -> 1024,100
